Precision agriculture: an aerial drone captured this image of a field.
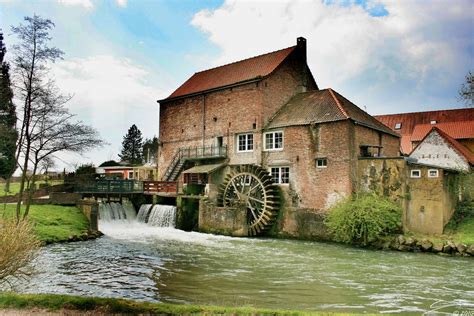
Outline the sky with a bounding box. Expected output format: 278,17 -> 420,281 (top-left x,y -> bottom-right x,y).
0,0 -> 473,171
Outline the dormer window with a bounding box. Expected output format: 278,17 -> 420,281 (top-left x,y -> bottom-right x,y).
430,120 -> 437,125
394,123 -> 401,130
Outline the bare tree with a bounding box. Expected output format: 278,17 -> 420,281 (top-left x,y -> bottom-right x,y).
0,218 -> 41,286
10,15 -> 63,222
21,84 -> 104,218
11,15 -> 104,220
40,156 -> 55,185
459,71 -> 474,107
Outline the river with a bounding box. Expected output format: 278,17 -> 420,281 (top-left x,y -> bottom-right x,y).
9,220 -> 474,314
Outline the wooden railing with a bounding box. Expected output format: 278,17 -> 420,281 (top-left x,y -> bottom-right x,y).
143,181 -> 178,194
75,180 -> 143,193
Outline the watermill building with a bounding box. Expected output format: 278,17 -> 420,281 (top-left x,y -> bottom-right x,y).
157,37 -> 400,237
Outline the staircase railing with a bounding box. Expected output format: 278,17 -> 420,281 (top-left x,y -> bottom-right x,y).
162,145 -> 227,181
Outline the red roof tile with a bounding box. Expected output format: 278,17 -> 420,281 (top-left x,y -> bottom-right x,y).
375,108 -> 474,136
163,46 -> 296,101
411,121 -> 474,142
432,127 -> 474,165
374,108 -> 474,154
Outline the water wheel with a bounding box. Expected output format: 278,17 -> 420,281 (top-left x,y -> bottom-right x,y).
218,165 -> 280,236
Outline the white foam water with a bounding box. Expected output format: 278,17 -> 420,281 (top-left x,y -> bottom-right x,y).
147,205 -> 177,227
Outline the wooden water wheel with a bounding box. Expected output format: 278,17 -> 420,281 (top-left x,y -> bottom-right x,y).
218,165 -> 280,236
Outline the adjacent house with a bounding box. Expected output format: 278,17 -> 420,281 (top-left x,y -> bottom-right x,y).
409,127 -> 474,172
375,108 -> 474,155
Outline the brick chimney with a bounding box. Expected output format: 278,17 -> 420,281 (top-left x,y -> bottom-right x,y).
297,37 -> 307,63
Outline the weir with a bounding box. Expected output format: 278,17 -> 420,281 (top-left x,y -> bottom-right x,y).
100,202 -> 177,228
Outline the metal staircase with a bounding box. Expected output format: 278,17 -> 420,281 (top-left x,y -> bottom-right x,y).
162,145 -> 227,181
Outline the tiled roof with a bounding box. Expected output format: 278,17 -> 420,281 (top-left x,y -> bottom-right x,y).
266,88 -> 399,137
374,108 -> 474,154
162,46 -> 296,101
432,127 -> 474,165
374,108 -> 474,136
411,121 -> 474,142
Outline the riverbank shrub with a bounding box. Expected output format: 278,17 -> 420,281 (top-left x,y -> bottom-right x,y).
0,219 -> 41,285
325,193 -> 402,245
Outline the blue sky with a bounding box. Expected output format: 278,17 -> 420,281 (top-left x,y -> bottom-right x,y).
0,0 -> 472,169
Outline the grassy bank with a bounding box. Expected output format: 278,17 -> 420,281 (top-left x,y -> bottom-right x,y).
0,180 -> 63,196
0,292 -> 354,315
0,204 -> 89,243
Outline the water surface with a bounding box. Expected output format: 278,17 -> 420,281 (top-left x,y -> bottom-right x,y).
10,221 -> 474,314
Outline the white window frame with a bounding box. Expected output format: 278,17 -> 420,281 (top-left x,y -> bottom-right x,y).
269,166 -> 290,185
264,131 -> 284,151
316,158 -> 327,168
394,123 -> 402,130
428,169 -> 439,178
236,133 -> 254,153
410,169 -> 421,178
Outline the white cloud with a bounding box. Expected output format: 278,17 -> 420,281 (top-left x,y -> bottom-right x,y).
116,0 -> 127,8
52,55 -> 162,167
191,0 -> 473,113
57,0 -> 93,9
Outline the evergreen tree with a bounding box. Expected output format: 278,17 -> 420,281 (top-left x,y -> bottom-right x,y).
0,31 -> 17,181
119,124 -> 143,165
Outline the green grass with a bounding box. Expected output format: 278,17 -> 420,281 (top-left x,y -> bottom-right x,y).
0,292 -> 362,315
0,204 -> 89,243
445,216 -> 474,244
0,180 -> 63,196
405,216 -> 474,245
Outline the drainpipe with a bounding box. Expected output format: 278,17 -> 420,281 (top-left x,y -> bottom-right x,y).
202,94 -> 206,147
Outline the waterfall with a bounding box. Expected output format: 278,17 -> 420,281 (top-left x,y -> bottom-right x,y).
99,202 -> 176,228
99,202 -> 136,221
137,204 -> 153,223
147,205 -> 177,228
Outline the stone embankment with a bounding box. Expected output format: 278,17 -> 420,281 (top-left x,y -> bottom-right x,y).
373,235 -> 473,257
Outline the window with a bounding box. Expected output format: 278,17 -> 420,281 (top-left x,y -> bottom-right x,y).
237,133 -> 253,152
128,171 -> 134,179
428,169 -> 439,178
264,131 -> 283,151
270,167 -> 289,184
410,169 -> 421,178
316,158 -> 327,168
394,123 -> 402,130
430,120 -> 437,125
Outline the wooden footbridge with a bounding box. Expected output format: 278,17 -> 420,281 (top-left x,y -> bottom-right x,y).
76,179 -> 179,195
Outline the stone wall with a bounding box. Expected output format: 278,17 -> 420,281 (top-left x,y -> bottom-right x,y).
198,200 -> 248,236
76,200 -> 99,231
357,157 -> 459,235
269,207 -> 330,240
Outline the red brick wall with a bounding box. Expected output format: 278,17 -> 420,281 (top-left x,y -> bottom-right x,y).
262,121 -> 353,210
353,124 -> 400,157
262,51 -> 318,125
159,52 -> 312,178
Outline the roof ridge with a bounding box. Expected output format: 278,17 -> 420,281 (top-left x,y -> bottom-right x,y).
194,45 -> 296,75
328,88 -> 349,119
374,107 -> 474,117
